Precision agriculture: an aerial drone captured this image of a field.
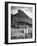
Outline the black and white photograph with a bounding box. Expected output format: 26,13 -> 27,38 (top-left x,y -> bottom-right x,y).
5,2 -> 36,44
11,7 -> 32,39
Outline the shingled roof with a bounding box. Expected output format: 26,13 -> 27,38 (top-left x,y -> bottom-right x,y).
12,10 -> 32,24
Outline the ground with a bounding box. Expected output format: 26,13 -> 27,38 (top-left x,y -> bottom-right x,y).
11,28 -> 32,39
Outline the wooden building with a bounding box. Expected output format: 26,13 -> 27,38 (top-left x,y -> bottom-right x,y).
11,10 -> 32,39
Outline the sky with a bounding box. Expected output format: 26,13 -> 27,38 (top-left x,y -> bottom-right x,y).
11,6 -> 33,18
